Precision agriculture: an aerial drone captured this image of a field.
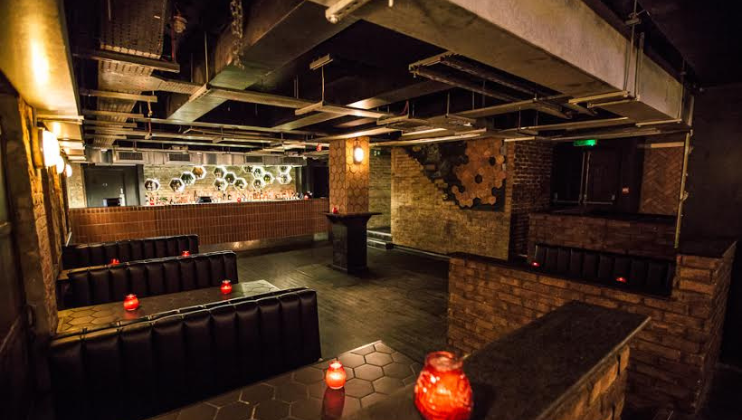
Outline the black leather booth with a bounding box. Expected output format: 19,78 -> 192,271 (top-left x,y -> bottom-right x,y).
49,288 -> 321,420
532,243 -> 675,296
62,235 -> 199,269
64,251 -> 238,308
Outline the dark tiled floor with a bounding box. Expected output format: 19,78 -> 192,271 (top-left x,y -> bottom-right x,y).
236,245 -> 448,360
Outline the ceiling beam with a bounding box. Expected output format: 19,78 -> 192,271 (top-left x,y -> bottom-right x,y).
73,49 -> 180,73
80,89 -> 158,103
411,67 -> 522,103
83,109 -> 144,119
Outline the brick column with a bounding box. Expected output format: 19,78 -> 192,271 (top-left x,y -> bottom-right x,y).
329,137 -> 370,213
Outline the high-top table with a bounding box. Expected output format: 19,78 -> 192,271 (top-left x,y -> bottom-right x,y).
56,280 -> 281,335
145,341 -> 421,420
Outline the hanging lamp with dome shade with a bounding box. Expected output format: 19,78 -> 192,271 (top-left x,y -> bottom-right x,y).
224,171 -> 237,184
144,178 -> 161,191
169,178 -> 185,192
191,165 -> 207,179
214,178 -> 228,191
180,171 -> 196,186
234,177 -> 248,190
214,165 -> 227,178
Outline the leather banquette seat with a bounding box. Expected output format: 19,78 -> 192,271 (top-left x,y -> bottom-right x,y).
49,288 -> 321,420
62,235 -> 199,269
532,243 -> 675,296
64,251 -> 237,308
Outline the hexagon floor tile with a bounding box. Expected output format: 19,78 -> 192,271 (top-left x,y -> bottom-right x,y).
143,341 -> 418,420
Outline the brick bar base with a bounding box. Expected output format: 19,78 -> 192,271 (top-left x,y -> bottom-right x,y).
549,346 -> 630,420
448,243 -> 736,413
69,199 -> 329,245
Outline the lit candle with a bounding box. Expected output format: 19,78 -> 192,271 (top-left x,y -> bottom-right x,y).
123,294 -> 139,311
325,361 -> 347,389
531,261 -> 540,268
414,351 -> 472,420
110,258 -> 120,265
220,280 -> 233,295
616,276 -> 628,283
332,206 -> 339,214
181,250 -> 191,257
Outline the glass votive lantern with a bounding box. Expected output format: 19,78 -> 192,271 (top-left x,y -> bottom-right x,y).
123,294 -> 139,311
110,258 -> 120,265
325,361 -> 347,389
220,280 -> 233,295
414,351 -> 473,420
181,250 -> 190,257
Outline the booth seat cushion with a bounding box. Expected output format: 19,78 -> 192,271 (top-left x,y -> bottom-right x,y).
62,235 -> 199,269
49,289 -> 321,420
66,251 -> 238,308
533,243 -> 675,296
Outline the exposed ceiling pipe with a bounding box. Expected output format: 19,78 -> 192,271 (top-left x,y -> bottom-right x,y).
410,66 -> 521,103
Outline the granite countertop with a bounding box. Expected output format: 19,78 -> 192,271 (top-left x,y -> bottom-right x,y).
56,280 -> 283,335
347,302 -> 649,420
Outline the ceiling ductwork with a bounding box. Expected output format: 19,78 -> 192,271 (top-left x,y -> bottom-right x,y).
86,148 -> 308,167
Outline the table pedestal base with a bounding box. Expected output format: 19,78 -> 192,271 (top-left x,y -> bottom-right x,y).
325,212 -> 380,275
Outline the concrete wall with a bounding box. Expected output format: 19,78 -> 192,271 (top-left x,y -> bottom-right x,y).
682,84 -> 742,367
368,150 -> 391,229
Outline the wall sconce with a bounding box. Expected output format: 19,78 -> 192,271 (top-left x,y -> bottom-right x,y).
41,129 -> 60,168
55,155 -> 65,175
353,144 -> 365,164
65,163 -> 73,177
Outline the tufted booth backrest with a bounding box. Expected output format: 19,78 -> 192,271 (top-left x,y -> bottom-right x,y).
533,243 -> 675,296
65,251 -> 238,308
62,235 -> 199,270
49,289 -> 321,420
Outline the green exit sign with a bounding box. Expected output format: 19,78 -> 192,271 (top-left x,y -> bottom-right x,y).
573,139 -> 598,147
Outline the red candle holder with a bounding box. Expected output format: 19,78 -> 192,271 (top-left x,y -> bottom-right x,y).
220,280 -> 233,295
181,250 -> 191,257
325,361 -> 347,389
616,276 -> 628,283
110,258 -> 120,265
123,294 -> 139,311
331,206 -> 339,214
530,261 -> 540,268
414,351 -> 473,420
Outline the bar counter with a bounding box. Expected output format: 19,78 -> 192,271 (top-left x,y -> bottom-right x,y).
69,198 -> 329,246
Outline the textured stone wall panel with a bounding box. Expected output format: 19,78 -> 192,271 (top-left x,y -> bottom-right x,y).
329,137 -> 369,214
640,147 -> 683,215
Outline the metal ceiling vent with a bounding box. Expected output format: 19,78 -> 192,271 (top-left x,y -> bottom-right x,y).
113,150 -> 145,163
166,152 -> 192,164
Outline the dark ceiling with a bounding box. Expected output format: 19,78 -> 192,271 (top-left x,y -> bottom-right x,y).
589,0 -> 742,87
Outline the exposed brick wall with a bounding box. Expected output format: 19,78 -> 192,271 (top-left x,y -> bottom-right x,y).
69,198 -> 329,245
66,163 -> 86,208
640,147 -> 683,216
547,345 -> 630,420
528,213 -> 676,260
391,143 -> 513,259
329,137 -> 369,213
143,164 -> 296,204
368,151 -> 391,229
2,96 -> 61,337
510,142 -> 553,257
448,242 -> 736,413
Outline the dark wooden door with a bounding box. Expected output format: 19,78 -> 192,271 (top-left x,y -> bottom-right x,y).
552,145 -> 584,204
585,149 -> 620,205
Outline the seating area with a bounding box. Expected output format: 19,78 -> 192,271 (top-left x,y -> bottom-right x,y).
62,235 -> 199,269
61,251 -> 238,308
3,3 -> 742,420
49,288 -> 320,420
531,243 -> 675,297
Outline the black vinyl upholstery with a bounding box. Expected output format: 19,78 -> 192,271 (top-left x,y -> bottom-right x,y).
49,289 -> 321,420
62,235 -> 199,269
65,251 -> 238,308
532,243 -> 674,296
